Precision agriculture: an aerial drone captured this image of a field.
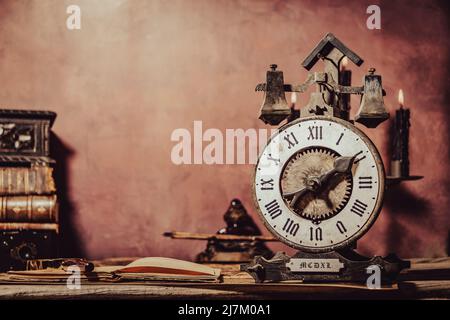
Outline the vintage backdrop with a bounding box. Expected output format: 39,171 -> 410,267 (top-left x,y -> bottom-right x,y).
0,0 -> 448,259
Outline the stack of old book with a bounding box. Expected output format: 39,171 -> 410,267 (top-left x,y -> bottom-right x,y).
0,165 -> 58,230
0,109 -> 58,271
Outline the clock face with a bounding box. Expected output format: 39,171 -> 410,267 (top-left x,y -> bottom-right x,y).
254,116 -> 385,252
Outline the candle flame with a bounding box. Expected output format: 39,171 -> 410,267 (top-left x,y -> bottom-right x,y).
342,56 -> 348,67
290,92 -> 297,104
398,89 -> 404,107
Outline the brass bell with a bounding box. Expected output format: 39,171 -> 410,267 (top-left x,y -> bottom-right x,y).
258,64 -> 291,125
355,68 -> 389,128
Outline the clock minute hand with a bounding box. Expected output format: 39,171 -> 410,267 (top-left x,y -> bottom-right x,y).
318,155 -> 356,187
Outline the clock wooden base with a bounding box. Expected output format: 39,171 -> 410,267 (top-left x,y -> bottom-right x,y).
241,249 -> 410,284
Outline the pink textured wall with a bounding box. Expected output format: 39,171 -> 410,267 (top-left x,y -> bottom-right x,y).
0,0 -> 448,259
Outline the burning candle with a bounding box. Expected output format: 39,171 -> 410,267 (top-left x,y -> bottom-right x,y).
287,92 -> 300,123
291,92 -> 297,108
339,57 -> 351,120
398,89 -> 404,108
391,89 -> 410,177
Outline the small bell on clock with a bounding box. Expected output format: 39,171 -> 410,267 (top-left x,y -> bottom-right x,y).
355,68 -> 389,128
258,64 -> 291,125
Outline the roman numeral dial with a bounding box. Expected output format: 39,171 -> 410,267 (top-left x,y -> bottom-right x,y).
351,199 -> 368,217
358,176 -> 373,189
283,218 -> 299,236
259,178 -> 274,190
264,199 -> 282,219
254,117 -> 385,253
307,125 -> 323,140
283,132 -> 299,149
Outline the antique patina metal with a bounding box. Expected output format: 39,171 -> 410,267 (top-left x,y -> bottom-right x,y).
355,68 -> 390,128
241,250 -> 409,284
258,65 -> 291,125
244,33 -> 410,284
165,199 -> 274,263
255,33 -> 389,128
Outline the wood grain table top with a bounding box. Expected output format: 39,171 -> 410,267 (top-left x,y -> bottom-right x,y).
0,257 -> 449,300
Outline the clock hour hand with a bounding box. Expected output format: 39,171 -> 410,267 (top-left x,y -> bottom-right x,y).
283,186 -> 312,208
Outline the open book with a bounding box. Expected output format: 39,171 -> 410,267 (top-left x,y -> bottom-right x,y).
97,257 -> 221,282
0,257 -> 221,283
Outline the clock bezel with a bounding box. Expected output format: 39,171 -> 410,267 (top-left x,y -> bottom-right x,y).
252,115 -> 386,253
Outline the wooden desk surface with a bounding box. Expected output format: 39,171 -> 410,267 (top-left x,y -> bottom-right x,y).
0,257 -> 449,300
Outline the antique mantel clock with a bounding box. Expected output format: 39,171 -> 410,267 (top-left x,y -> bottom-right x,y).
242,33 -> 409,283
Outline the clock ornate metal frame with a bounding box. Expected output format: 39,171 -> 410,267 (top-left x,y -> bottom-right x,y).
241,33 -> 410,284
